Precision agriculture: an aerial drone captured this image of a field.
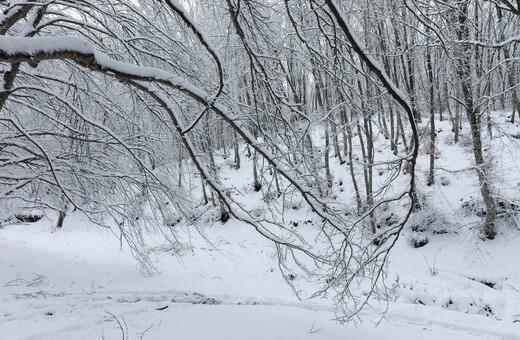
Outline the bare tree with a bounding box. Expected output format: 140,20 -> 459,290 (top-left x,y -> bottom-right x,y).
2,0 -> 519,318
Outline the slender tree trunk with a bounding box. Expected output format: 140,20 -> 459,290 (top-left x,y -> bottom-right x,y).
178,151 -> 183,187
324,122 -> 333,193
330,115 -> 344,164
457,3 -> 496,239
426,45 -> 436,186
56,211 -> 66,228
201,178 -> 209,205
234,132 -> 240,169
253,151 -> 262,191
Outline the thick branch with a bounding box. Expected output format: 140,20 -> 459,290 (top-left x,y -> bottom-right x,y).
0,4 -> 33,35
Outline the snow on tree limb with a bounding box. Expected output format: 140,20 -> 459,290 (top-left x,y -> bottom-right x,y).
0,35 -> 351,234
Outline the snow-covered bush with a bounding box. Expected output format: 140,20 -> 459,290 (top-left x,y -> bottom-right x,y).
408,208 -> 453,235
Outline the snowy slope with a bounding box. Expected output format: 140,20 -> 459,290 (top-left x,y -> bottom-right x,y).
2,112 -> 520,339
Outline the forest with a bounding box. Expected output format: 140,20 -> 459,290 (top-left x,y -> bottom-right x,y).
1,1 -> 520,338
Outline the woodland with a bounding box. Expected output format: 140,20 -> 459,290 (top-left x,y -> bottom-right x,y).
1,0 -> 520,325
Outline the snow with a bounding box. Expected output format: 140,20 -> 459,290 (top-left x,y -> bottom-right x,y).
0,36 -> 187,90
0,36 -> 94,57
1,217 -> 519,339
2,113 -> 520,339
2,217 -> 519,339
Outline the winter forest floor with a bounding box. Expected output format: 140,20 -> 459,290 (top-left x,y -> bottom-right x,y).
2,113 -> 520,339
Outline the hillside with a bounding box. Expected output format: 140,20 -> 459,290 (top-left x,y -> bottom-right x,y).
1,113 -> 520,339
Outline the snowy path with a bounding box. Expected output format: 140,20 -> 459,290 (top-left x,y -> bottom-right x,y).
2,219 -> 520,339
2,288 -> 518,339
2,286 -> 517,340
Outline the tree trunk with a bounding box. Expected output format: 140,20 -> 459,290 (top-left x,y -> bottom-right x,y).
457,3 -> 496,239
426,38 -> 436,186
234,132 -> 240,169
56,211 -> 66,228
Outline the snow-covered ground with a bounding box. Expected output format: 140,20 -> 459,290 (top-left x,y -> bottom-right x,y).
1,215 -> 519,339
2,113 -> 520,339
